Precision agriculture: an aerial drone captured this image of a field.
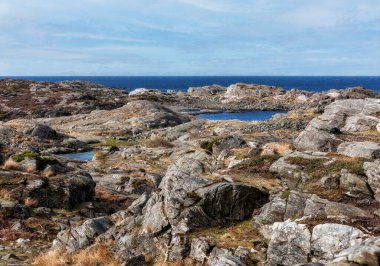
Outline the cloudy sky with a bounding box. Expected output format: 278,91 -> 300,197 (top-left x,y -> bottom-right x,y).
0,0 -> 379,75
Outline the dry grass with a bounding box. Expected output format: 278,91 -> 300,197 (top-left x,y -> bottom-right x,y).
190,220 -> 260,250
143,137 -> 174,148
260,142 -> 292,156
0,188 -> 11,200
24,197 -> 39,207
33,242 -> 119,266
0,217 -> 39,241
153,258 -> 196,266
32,250 -> 68,266
72,243 -> 119,266
3,159 -> 19,171
95,188 -> 126,203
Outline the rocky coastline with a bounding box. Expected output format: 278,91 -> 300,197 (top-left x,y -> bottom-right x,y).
1,78 -> 380,265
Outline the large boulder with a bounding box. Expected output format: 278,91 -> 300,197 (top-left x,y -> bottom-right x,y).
337,141 -> 380,159
157,152 -> 269,233
188,85 -> 226,96
364,161 -> 380,202
295,99 -> 380,152
311,224 -> 365,263
266,220 -> 311,266
254,191 -> 372,230
190,237 -> 215,263
52,217 -> 113,252
24,124 -> 61,139
327,236 -> 380,266
208,247 -> 246,266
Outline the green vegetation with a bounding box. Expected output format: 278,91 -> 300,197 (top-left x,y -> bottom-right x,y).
286,156 -> 367,178
200,138 -> 219,153
92,139 -> 138,148
11,150 -> 39,162
248,154 -> 281,167
108,146 -> 119,153
11,150 -> 59,168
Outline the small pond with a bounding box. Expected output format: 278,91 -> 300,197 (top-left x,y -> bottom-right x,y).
60,151 -> 93,161
198,111 -> 287,121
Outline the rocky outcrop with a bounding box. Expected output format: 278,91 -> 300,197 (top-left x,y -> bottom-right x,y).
266,220 -> 311,266
295,99 -> 380,152
266,221 -> 366,266
52,217 -> 113,252
311,223 -> 365,263
0,122 -> 90,155
52,151 -> 269,262
0,79 -> 128,121
327,236 -> 380,266
188,85 -> 226,96
208,247 -> 246,266
152,151 -> 269,233
254,190 -> 372,229
364,161 -> 380,202
1,152 -> 96,209
337,141 -> 380,159
14,100 -> 191,138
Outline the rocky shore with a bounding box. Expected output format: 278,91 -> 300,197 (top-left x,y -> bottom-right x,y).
1,78 -> 380,265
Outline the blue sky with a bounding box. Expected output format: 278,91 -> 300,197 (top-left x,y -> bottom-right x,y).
0,0 -> 379,75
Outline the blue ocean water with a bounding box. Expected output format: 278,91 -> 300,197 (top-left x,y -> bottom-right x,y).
198,111 -> 287,121
2,76 -> 380,92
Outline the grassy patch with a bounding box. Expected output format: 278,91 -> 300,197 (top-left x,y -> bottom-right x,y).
10,150 -> 60,169
190,220 -> 259,250
143,137 -> 173,148
286,156 -> 367,178
11,150 -> 38,162
248,154 -> 281,167
200,138 -> 219,153
92,139 -> 138,148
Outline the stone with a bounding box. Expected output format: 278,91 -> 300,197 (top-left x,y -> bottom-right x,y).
167,234 -> 190,261
295,128 -> 342,152
266,220 -> 311,266
295,99 -> 380,152
311,224 -> 365,263
337,142 -> 380,159
141,194 -> 169,235
260,142 -> 292,156
342,115 -> 380,132
320,174 -> 340,189
212,135 -> 247,154
190,237 -> 216,263
188,85 -> 226,96
33,207 -> 52,218
327,236 -> 380,266
363,161 -> 380,202
303,194 -> 372,221
25,124 -> 60,139
52,217 -> 113,252
208,247 -> 246,266
26,179 -> 45,190
340,169 -> 371,196
1,253 -> 20,260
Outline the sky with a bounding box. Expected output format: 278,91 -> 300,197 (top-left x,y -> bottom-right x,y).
0,0 -> 379,76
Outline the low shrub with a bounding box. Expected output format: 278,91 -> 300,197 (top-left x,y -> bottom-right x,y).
144,137 -> 173,148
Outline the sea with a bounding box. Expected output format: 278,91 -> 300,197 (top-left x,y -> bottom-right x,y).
2,76 -> 380,93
